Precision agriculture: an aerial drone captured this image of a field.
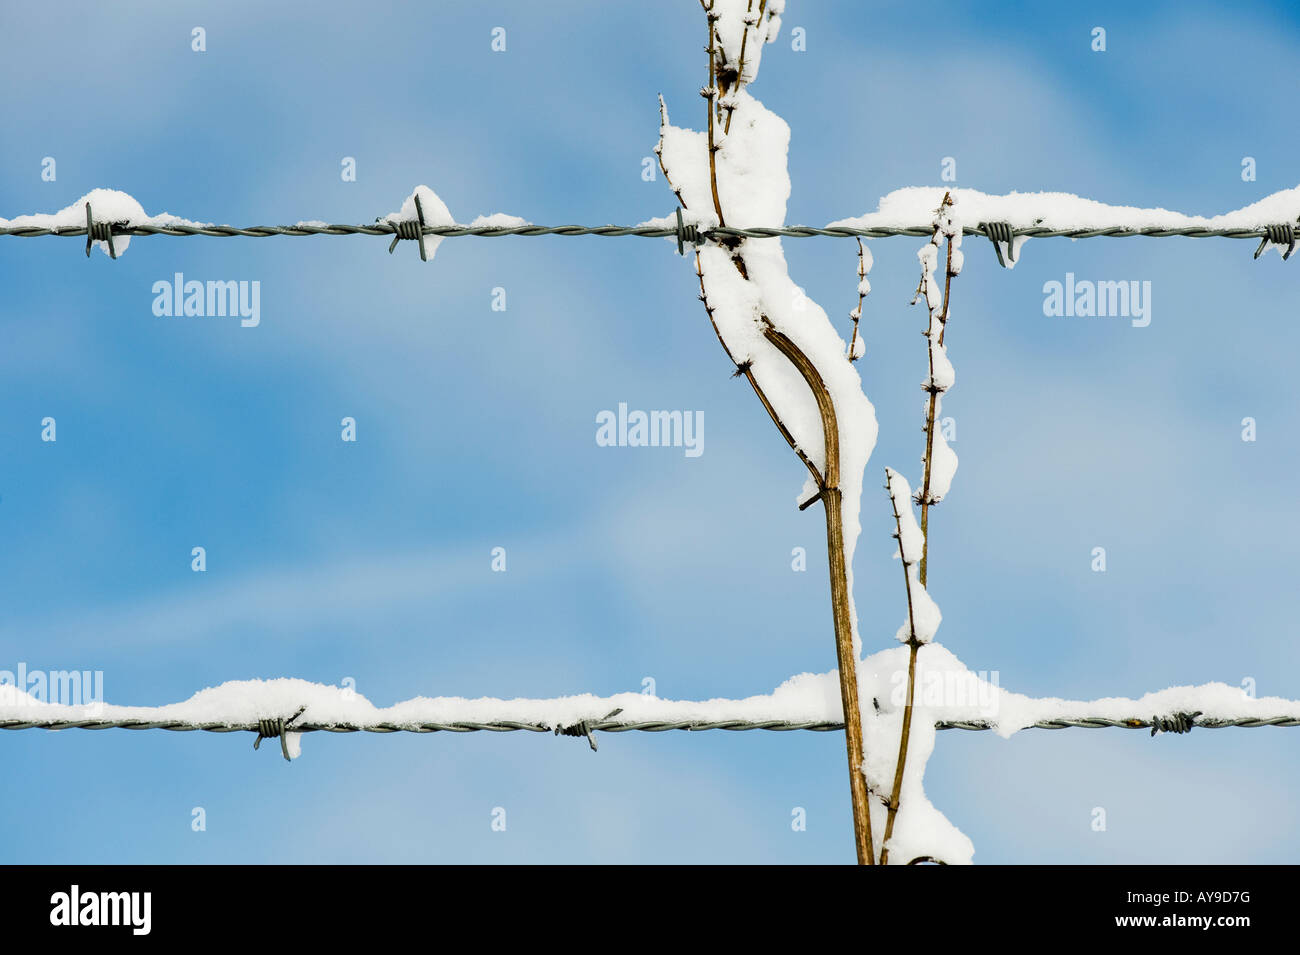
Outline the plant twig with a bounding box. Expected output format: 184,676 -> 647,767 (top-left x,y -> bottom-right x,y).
879,196 -> 960,864
655,95 -> 688,211
696,253 -> 826,491
724,0 -> 768,134
880,468 -> 923,866
915,193 -> 956,586
701,2 -> 726,227
847,237 -> 869,361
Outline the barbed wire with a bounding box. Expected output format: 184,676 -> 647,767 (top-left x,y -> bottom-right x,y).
3,713 -> 1296,734
4,205 -> 1296,755
0,220 -> 1290,241
7,203 -> 1294,261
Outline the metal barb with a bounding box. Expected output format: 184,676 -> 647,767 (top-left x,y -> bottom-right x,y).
84,203 -> 117,260
675,207 -> 700,255
252,705 -> 308,761
981,221 -> 1015,268
555,708 -> 624,752
386,193 -> 428,260
1254,223 -> 1296,261
1150,710 -> 1203,737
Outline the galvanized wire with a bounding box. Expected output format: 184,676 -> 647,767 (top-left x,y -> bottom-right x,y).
2,714 -> 1297,734
0,221 -> 1289,241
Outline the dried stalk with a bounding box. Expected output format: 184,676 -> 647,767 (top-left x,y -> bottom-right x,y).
762,323 -> 872,864
690,2 -> 874,863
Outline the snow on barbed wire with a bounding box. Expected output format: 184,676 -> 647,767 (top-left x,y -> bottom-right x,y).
468,213 -> 531,229
0,188 -> 208,258
831,185 -> 1300,260
379,189 -> 530,259
2,187 -> 528,263
382,185 -> 455,262
6,657 -> 1290,756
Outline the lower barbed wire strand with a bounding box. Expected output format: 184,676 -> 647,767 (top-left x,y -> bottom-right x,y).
1,715 -> 1297,734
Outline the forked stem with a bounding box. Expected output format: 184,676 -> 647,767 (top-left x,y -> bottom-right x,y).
690,1 -> 874,864
880,195 -> 959,864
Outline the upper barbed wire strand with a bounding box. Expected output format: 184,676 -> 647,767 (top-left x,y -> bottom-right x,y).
0,222 -> 1286,240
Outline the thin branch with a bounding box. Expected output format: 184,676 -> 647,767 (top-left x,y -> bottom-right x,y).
724,0 -> 768,134
880,196 -> 959,864
696,252 -> 826,491
655,95 -> 688,211
847,237 -> 868,361
916,192 -> 956,587
701,2 -> 726,227
880,469 -> 923,866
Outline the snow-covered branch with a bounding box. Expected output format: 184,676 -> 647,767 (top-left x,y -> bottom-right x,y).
663,0 -> 881,862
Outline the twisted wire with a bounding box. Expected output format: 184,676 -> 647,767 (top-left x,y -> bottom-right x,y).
0,221 -> 1289,241
2,714 -> 1296,734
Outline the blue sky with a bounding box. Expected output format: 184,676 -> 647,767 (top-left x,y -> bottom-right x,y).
1,0 -> 1297,863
